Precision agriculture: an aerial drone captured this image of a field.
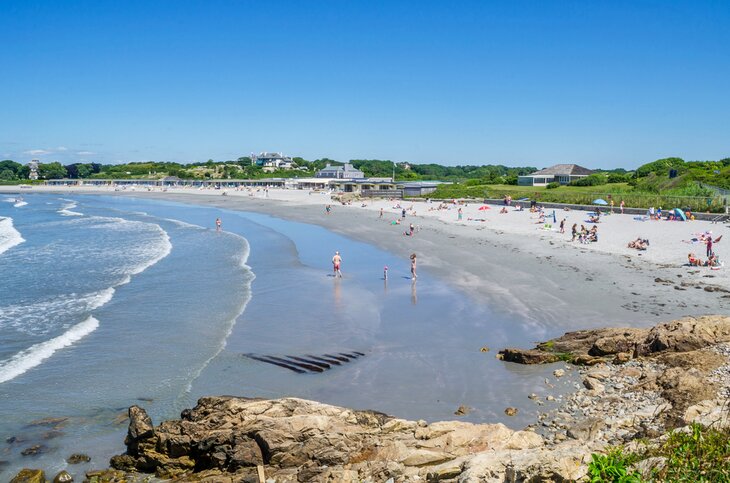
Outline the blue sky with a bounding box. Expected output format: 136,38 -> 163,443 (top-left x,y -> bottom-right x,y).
1,0 -> 728,169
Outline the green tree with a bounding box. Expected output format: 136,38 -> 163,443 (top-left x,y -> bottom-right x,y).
0,168 -> 16,180
38,162 -> 68,179
0,160 -> 22,176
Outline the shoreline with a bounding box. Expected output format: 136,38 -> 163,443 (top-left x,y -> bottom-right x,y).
5,185 -> 725,336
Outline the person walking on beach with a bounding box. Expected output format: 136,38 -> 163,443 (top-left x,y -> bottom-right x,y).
332,251 -> 343,278
379,208 -> 384,219
402,208 -> 407,219
559,218 -> 566,233
571,223 -> 578,241
458,207 -> 462,221
215,217 -> 222,231
410,253 -> 417,280
620,200 -> 625,214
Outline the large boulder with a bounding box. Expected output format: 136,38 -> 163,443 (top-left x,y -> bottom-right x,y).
124,405 -> 154,456
639,315 -> 730,355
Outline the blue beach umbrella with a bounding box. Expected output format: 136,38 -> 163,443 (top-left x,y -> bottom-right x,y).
673,208 -> 687,221
593,199 -> 608,205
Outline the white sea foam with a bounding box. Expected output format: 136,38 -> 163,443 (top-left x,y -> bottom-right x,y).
163,217 -> 206,230
0,217 -> 25,256
58,201 -> 83,216
0,287 -> 115,334
13,201 -> 28,207
0,316 -> 99,384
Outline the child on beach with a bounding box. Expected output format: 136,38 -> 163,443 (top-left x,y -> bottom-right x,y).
410,253 -> 417,280
215,218 -> 222,231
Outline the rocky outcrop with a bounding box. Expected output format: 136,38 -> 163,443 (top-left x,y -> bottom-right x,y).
499,315 -> 730,364
109,396 -> 598,482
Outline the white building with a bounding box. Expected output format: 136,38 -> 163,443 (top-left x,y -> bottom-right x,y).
28,159 -> 39,180
252,152 -> 295,172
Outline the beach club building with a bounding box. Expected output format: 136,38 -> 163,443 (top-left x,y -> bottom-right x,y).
315,163 -> 364,179
518,164 -> 594,186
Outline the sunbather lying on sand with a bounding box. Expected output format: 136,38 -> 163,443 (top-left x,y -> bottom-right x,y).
628,238 -> 649,250
688,253 -> 702,266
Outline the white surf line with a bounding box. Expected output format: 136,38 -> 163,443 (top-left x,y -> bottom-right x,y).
58,201 -> 83,216
178,232 -> 255,400
0,216 -> 25,256
0,217 -> 173,384
0,316 -> 99,384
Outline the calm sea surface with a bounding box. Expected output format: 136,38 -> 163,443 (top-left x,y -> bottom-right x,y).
0,194 -> 569,478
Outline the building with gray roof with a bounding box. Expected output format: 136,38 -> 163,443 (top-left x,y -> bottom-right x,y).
518,164 -> 594,186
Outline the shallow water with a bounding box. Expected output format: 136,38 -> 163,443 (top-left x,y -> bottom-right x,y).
0,194 -> 574,479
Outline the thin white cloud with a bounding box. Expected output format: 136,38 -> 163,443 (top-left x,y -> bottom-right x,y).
77,151 -> 96,156
57,146 -> 68,151
24,149 -> 52,156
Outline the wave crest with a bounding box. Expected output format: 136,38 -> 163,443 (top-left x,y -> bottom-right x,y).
0,217 -> 25,256
0,316 -> 99,384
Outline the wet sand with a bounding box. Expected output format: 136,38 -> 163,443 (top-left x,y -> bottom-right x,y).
5,185 -> 727,339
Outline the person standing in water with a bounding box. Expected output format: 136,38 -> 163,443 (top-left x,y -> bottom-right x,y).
215,218 -> 222,231
410,253 -> 417,280
332,251 -> 343,278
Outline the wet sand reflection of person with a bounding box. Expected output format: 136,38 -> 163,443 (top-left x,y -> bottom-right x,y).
333,278 -> 342,308
411,280 -> 417,305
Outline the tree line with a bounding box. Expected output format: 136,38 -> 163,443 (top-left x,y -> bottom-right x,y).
1,156 -> 728,188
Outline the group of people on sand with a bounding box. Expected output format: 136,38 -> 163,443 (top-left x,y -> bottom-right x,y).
688,252 -> 721,268
570,223 -> 598,243
332,251 -> 417,280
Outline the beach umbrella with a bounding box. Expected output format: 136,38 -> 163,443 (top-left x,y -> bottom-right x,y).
478,205 -> 490,211
673,208 -> 687,221
593,199 -> 608,205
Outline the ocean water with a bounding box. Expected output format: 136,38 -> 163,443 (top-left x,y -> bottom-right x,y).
0,194 -> 571,479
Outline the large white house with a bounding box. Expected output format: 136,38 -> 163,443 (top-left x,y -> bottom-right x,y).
252,152 -> 295,172
517,164 -> 594,186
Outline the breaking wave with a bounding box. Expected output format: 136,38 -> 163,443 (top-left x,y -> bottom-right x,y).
0,316 -> 99,384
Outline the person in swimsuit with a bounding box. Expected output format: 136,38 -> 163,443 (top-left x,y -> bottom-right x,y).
332,251 -> 343,278
215,218 -> 222,231
410,253 -> 417,280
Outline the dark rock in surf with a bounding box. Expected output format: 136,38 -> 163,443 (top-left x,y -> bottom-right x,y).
52,470 -> 73,482
66,453 -> 91,464
9,468 -> 45,483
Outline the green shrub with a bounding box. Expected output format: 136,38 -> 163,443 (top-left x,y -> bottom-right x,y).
570,173 -> 608,187
587,448 -> 642,482
653,423 -> 730,481
546,182 -> 561,189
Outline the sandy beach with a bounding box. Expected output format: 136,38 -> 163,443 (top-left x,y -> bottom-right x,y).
4,185 -> 727,341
